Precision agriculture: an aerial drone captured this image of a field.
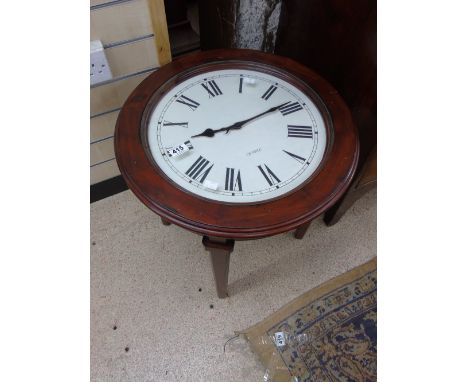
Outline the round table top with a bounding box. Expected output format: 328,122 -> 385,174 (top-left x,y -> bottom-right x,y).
115,49 -> 359,239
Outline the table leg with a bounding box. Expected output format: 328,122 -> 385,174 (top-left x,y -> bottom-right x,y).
294,221 -> 312,239
324,145 -> 376,226
160,217 -> 171,226
323,179 -> 375,226
202,236 -> 234,298
323,193 -> 357,226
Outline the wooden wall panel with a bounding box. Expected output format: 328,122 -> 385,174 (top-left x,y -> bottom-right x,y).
91,159 -> 120,185
91,0 -> 171,187
90,71 -> 154,116
90,0 -> 111,7
90,0 -> 153,45
91,138 -> 115,166
104,37 -> 158,77
91,111 -> 119,143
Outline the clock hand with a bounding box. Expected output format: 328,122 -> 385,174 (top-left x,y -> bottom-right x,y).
191,128 -> 216,138
191,101 -> 291,138
223,101 -> 291,133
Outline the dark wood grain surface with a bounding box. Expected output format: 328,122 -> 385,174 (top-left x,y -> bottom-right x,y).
115,49 -> 359,239
275,0 -> 376,166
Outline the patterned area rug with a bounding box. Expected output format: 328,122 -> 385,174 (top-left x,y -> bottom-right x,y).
241,258 -> 377,382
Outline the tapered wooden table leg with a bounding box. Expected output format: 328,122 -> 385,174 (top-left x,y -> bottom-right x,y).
161,217 -> 171,226
294,221 -> 312,239
323,194 -> 356,226
202,236 -> 235,298
324,146 -> 377,226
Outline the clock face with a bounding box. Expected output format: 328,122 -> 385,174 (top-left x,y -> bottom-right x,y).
145,68 -> 328,203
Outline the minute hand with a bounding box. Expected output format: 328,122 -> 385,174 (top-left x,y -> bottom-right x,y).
191,101 -> 291,138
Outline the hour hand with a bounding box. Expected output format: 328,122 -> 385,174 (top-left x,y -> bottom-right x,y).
191,128 -> 215,138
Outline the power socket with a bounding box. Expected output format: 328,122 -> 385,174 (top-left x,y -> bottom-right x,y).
90,40 -> 112,86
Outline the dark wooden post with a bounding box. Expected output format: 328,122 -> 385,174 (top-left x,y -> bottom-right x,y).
294,221 -> 312,239
202,236 -> 235,298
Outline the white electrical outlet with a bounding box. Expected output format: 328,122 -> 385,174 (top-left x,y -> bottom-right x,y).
90,40 -> 112,86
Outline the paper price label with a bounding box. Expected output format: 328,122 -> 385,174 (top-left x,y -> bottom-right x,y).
166,141 -> 193,158
274,332 -> 286,347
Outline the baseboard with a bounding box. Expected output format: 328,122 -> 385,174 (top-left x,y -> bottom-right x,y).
90,175 -> 129,203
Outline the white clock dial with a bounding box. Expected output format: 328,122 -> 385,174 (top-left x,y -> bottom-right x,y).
146,68 -> 327,203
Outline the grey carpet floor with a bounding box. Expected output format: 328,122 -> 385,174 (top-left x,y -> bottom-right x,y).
91,188 -> 376,381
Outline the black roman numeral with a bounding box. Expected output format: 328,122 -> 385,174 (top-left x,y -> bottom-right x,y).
261,85 -> 278,100
239,77 -> 243,93
176,95 -> 200,111
201,80 -> 223,98
163,120 -> 188,128
287,125 -> 313,138
185,156 -> 213,183
225,168 -> 242,191
283,150 -> 306,164
257,164 -> 281,186
279,101 -> 303,116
